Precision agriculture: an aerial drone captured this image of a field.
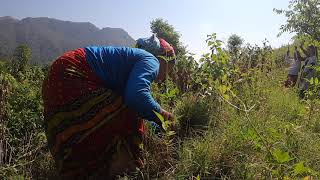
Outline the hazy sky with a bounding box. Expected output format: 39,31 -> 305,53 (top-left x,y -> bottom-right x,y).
0,0 -> 294,58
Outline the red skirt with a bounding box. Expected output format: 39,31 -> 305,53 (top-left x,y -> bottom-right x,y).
42,48 -> 145,178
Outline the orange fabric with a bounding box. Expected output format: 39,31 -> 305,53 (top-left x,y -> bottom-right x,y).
51,97 -> 123,155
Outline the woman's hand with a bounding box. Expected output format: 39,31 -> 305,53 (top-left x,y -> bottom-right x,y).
160,108 -> 177,131
153,108 -> 176,131
160,108 -> 174,121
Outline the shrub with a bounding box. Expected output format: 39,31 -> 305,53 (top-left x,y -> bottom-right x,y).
175,94 -> 216,137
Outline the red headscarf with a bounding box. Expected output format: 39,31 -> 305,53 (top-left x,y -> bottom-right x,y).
159,38 -> 175,57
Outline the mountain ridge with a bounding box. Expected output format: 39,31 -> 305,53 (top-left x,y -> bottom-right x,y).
0,16 -> 136,64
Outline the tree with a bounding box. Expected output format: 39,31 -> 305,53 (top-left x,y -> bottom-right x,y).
274,0 -> 320,42
150,18 -> 186,55
227,34 -> 244,62
150,18 -> 198,93
11,44 -> 31,77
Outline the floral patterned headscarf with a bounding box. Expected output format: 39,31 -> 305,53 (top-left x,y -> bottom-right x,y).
136,34 -> 161,55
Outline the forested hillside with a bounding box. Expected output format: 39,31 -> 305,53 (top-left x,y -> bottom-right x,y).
0,16 -> 135,64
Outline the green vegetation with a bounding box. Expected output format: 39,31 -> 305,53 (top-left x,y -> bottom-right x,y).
143,32 -> 320,179
0,47 -> 55,179
274,0 -> 320,42
0,0 -> 319,179
151,18 -> 186,56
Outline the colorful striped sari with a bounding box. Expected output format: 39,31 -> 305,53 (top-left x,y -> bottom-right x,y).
42,48 -> 145,178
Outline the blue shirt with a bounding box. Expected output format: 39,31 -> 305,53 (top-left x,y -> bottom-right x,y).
84,46 -> 161,121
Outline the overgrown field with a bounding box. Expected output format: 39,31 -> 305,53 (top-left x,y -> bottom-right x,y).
146,69 -> 320,179
1,34 -> 320,179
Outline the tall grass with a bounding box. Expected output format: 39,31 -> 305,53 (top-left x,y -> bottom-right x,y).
140,69 -> 320,179
1,58 -> 320,179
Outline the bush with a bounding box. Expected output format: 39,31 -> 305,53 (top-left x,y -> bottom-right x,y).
175,94 -> 217,137
0,63 -> 55,179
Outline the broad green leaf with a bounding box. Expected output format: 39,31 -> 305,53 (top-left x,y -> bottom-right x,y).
314,78 -> 319,85
163,121 -> 170,131
272,169 -> 280,176
222,74 -> 228,81
153,110 -> 165,123
153,110 -> 175,131
309,77 -> 314,85
219,85 -> 228,94
196,174 -> 201,180
223,94 -> 230,100
272,149 -> 292,163
293,162 -> 311,175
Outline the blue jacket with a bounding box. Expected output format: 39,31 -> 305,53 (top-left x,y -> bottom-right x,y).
85,46 -> 161,121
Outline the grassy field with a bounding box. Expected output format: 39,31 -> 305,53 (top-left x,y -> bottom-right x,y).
138,69 -> 320,179
1,54 -> 320,179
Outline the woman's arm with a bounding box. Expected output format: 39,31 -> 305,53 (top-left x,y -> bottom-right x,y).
124,54 -> 162,122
